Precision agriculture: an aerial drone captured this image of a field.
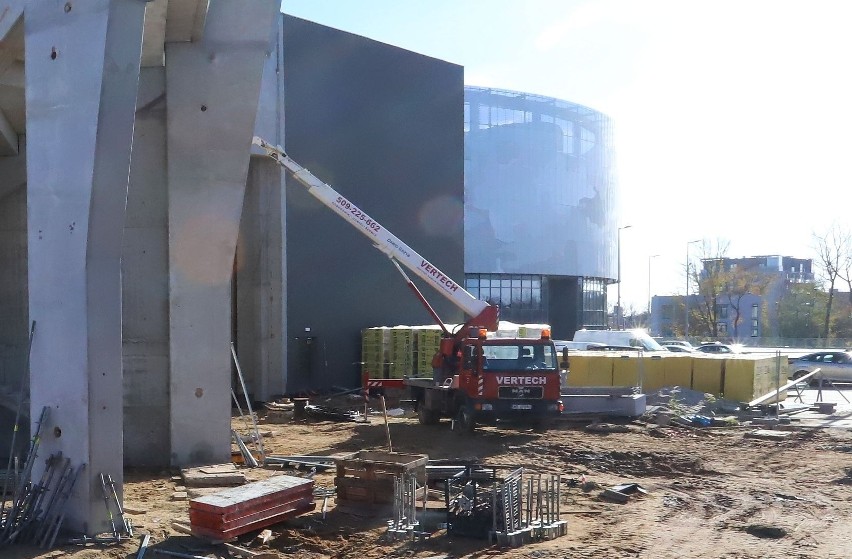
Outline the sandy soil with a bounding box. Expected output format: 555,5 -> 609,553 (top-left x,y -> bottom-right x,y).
6,403 -> 852,559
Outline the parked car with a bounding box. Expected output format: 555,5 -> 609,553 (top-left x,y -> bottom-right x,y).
789,350 -> 852,383
695,342 -> 740,354
553,340 -> 605,352
573,329 -> 666,352
661,340 -> 694,349
663,344 -> 696,353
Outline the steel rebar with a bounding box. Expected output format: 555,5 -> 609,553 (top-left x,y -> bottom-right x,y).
1,321 -> 35,517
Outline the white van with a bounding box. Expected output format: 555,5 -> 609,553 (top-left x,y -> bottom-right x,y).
572,329 -> 666,352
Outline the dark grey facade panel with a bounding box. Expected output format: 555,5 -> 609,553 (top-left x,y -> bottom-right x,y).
281,15 -> 465,391
464,87 -> 617,280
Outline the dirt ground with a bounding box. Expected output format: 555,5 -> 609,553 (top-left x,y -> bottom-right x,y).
6,400 -> 852,559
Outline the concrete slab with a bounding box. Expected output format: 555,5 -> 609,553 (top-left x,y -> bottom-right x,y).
561,392 -> 646,417
181,463 -> 246,487
745,429 -> 793,440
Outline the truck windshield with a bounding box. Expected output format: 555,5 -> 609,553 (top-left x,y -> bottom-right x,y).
481,344 -> 557,371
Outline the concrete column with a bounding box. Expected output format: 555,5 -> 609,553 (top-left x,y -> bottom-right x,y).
237,158 -> 286,401
123,67 -> 170,467
236,14 -> 286,402
0,141 -> 27,396
0,1 -> 24,43
166,0 -> 278,466
25,0 -> 145,534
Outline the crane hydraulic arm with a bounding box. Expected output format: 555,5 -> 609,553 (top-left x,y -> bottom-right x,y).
252,137 -> 499,334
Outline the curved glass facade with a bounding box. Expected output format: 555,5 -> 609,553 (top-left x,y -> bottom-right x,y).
464,86 -> 618,333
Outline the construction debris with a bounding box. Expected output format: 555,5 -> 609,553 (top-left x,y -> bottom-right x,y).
745,429 -> 793,440
600,483 -> 648,503
0,406 -> 87,550
305,403 -> 366,423
231,343 -> 266,463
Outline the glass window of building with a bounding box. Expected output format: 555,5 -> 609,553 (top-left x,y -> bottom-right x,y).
464,86 -> 617,336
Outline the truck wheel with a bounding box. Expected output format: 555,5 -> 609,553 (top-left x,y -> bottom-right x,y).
418,404 -> 439,425
456,406 -> 476,434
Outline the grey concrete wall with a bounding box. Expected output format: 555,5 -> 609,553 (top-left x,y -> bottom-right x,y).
280,15 -> 465,391
123,67 -> 170,467
166,0 -> 278,466
0,144 -> 27,389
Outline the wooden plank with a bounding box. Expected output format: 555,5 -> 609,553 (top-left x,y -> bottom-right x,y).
223,542 -> 279,559
747,368 -> 819,407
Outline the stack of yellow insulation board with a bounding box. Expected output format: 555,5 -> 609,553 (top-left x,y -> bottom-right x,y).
563,352 -> 615,387
388,326 -> 414,378
691,354 -> 725,395
639,355 -> 667,391
361,327 -> 389,378
564,351 -> 788,402
663,355 -> 694,388
413,326 -> 443,375
723,354 -> 789,402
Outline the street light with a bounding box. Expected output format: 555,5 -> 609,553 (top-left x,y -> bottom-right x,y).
616,225 -> 632,330
685,239 -> 701,340
648,254 -> 660,316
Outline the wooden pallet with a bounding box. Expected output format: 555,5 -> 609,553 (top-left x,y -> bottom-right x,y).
333,451 -> 427,513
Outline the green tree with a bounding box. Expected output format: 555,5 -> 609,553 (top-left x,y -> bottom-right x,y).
691,240 -> 729,338
777,283 -> 827,339
725,265 -> 772,338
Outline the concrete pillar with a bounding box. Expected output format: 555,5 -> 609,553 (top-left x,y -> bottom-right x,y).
0,1 -> 24,43
236,15 -> 287,402
0,141 -> 27,396
123,67 -> 170,467
236,157 -> 286,401
166,0 -> 278,466
25,0 -> 145,534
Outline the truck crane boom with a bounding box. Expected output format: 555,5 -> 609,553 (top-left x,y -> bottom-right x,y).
252,136 -> 498,333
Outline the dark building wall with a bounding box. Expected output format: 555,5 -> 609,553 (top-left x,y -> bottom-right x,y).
547,277 -> 582,340
281,15 -> 465,391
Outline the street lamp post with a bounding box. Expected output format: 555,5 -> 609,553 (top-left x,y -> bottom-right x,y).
616,225 -> 632,330
648,254 -> 660,317
685,239 -> 701,340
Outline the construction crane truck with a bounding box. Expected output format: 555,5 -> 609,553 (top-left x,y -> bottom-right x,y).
253,137 -> 564,432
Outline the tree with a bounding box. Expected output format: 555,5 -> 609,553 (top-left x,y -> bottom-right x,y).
831,297 -> 852,339
813,224 -> 850,339
725,265 -> 772,338
833,224 -> 852,312
690,239 -> 729,338
777,283 -> 826,339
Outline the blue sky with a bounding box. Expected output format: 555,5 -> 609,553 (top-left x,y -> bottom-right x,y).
281,0 -> 852,312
